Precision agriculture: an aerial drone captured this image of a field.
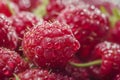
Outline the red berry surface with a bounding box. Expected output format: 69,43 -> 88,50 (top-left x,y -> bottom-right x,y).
57,5 -> 110,61
11,0 -> 41,11
87,66 -> 101,80
10,11 -> 41,38
43,0 -> 82,21
43,0 -> 65,21
14,69 -> 74,80
0,14 -> 18,50
110,21 -> 120,44
93,41 -> 120,80
114,73 -> 120,80
0,47 -> 29,79
81,0 -> 118,14
10,11 -> 42,53
22,21 -> 80,69
65,57 -> 90,80
91,41 -> 120,60
100,42 -> 120,80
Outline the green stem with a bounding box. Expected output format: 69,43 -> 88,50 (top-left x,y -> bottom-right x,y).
100,6 -> 109,16
70,59 -> 102,68
14,74 -> 20,80
6,0 -> 15,15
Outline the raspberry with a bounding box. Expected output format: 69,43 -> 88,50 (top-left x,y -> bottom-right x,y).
91,41 -> 120,80
100,42 -> 120,79
87,66 -> 101,80
0,14 -> 18,50
82,0 -> 118,14
70,41 -> 120,80
0,47 -> 29,79
110,21 -> 120,44
91,41 -> 120,60
114,74 -> 120,80
66,65 -> 90,80
0,0 -> 19,17
13,69 -> 74,80
43,0 -> 65,21
22,21 -> 80,69
10,11 -> 41,38
10,11 -> 42,53
89,41 -> 120,79
43,0 -> 82,21
11,0 -> 41,11
57,5 -> 110,61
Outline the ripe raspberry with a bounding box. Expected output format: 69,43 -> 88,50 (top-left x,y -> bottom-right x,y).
91,41 -> 120,80
43,0 -> 82,21
0,47 -> 29,79
0,14 -> 18,50
81,0 -> 119,14
22,21 -> 80,69
13,69 -> 74,80
57,5 -> 110,61
70,41 -> 120,80
100,42 -> 120,79
10,11 -> 41,38
91,41 -> 120,60
43,0 -> 65,21
114,74 -> 120,80
87,66 -> 101,80
10,11 -> 42,53
0,0 -> 19,17
11,0 -> 41,11
109,21 -> 120,44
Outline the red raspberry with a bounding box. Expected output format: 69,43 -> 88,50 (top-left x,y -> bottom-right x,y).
92,41 -> 120,80
57,5 -> 110,61
10,11 -> 42,53
109,21 -> 120,44
81,0 -> 119,14
43,0 -> 65,21
100,42 -> 120,79
10,11 -> 41,38
91,41 -> 120,60
114,74 -> 120,80
0,14 -> 18,50
11,0 -> 41,11
13,69 -> 74,80
0,47 -> 29,79
70,41 -> 120,80
87,66 -> 101,80
0,0 -> 19,17
22,21 -> 80,69
44,0 -> 82,21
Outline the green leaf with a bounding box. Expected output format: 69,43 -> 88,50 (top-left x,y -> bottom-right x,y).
112,8 -> 120,18
33,0 -> 49,18
100,6 -> 120,27
110,8 -> 120,27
